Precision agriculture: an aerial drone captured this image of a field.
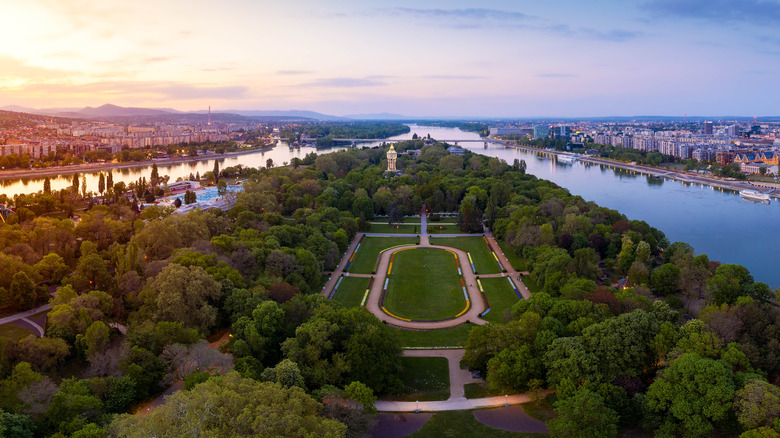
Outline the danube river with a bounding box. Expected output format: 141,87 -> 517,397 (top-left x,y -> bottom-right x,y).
1,125 -> 778,287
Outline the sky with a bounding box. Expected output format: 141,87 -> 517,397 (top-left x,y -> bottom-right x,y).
1,0 -> 779,118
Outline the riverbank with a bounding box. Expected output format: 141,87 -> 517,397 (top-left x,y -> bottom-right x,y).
0,146 -> 271,180
496,141 -> 780,200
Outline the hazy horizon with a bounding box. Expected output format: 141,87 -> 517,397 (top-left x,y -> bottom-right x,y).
2,0 -> 780,118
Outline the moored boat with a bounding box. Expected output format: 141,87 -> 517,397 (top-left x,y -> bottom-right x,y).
739,189 -> 771,202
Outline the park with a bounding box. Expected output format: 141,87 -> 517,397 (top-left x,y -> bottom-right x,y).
324,209 -> 551,437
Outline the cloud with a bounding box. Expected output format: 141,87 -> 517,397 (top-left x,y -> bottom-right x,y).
276,70 -> 314,75
10,81 -> 249,100
642,0 -> 780,26
145,56 -> 173,63
536,73 -> 579,78
300,77 -> 388,88
0,56 -> 73,81
386,7 -> 535,23
423,75 -> 487,80
369,7 -> 641,41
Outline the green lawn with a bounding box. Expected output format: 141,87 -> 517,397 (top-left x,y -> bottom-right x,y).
521,393 -> 557,423
367,223 -> 419,234
430,236 -> 502,275
498,242 -> 527,271
464,382 -> 503,399
384,248 -> 466,321
332,276 -> 370,308
388,323 -> 474,348
427,224 -> 470,234
408,410 -> 541,438
348,236 -> 418,274
373,216 -> 422,223
480,277 -> 521,323
520,275 -> 540,293
0,324 -> 34,341
386,357 -> 450,401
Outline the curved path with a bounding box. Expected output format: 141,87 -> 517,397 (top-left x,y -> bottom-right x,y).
365,239 -> 487,329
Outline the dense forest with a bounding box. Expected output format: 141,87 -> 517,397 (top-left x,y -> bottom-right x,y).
278,122 -> 410,146
0,139 -> 779,437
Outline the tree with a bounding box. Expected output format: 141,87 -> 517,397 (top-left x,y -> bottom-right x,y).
651,263 -> 681,296
708,264 -> 754,305
43,177 -> 51,195
266,158 -> 274,169
548,387 -> 619,438
106,171 -> 113,189
487,346 -> 543,392
9,272 -> 37,311
97,173 -> 105,195
0,409 -> 37,438
213,160 -> 220,182
72,172 -> 79,193
352,196 -> 374,221
273,359 -> 306,389
734,379 -> 780,431
151,163 -> 159,186
646,353 -> 736,437
387,202 -> 403,225
343,381 -> 377,413
83,321 -> 110,357
140,264 -> 223,333
108,372 -> 346,437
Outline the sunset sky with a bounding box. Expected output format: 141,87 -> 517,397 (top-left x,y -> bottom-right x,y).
2,0 -> 779,117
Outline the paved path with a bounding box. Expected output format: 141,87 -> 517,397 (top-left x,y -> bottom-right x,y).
320,236 -> 363,298
0,302 -> 52,326
482,230 -> 531,300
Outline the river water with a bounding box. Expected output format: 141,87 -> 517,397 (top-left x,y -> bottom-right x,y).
1,124 -> 778,287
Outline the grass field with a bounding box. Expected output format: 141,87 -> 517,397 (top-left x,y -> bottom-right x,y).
348,236 -> 418,274
464,382 -> 503,399
0,324 -> 34,341
520,275 -> 540,293
373,216 -> 422,223
387,357 -> 450,401
367,223 -> 419,234
332,276 -> 371,308
431,236 -> 502,275
499,242 -> 527,271
480,277 -> 521,323
388,323 -> 474,348
427,224 -> 473,234
408,410 -> 541,438
384,248 -> 466,321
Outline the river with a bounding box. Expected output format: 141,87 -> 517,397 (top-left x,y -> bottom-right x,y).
1,124 -> 778,287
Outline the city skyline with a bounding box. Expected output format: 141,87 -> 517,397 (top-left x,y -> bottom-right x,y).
2,0 -> 780,117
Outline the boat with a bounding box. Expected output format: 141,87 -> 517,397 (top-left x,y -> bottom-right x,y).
557,154 -> 577,164
739,189 -> 771,202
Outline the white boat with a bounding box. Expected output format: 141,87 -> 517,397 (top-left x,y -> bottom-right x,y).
557,154 -> 577,164
739,189 -> 771,202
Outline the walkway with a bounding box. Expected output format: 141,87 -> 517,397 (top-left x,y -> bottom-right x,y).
482,229 -> 531,300
0,303 -> 52,338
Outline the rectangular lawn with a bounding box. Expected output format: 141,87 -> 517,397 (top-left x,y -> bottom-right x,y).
331,276 -> 370,308
430,236 -> 502,275
348,236 -> 418,274
386,357 -> 450,401
479,277 -> 521,323
367,223 -> 419,234
388,323 -> 474,348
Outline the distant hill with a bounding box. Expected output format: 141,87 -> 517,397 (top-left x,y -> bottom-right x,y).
344,112 -> 413,120
221,109 -> 347,121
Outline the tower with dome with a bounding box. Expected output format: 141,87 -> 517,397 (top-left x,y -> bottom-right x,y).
387,145 -> 397,172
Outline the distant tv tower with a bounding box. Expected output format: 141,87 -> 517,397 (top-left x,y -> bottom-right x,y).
207,106 -> 211,126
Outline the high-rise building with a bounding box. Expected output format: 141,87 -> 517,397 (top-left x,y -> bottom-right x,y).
703,121 -> 713,135
727,124 -> 740,137
558,126 -> 571,137
533,125 -> 550,140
